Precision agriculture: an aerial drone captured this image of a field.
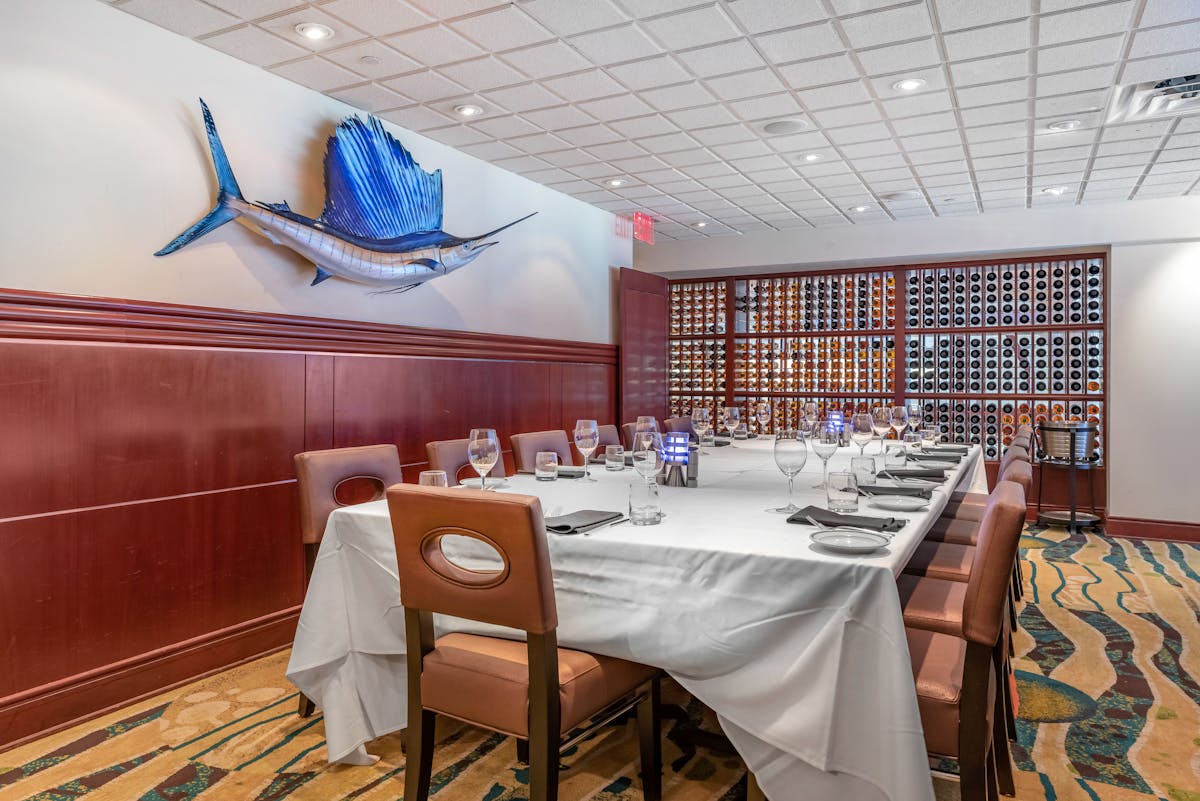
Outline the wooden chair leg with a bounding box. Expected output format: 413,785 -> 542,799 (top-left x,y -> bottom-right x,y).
528,724 -> 561,801
986,745 -> 1001,801
747,772 -> 767,801
637,679 -> 662,801
403,710 -> 436,801
992,685 -> 1016,796
297,693 -> 316,718
516,738 -> 529,764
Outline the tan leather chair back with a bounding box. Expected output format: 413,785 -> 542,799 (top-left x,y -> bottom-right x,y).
998,458 -> 1033,496
597,424 -> 621,448
1009,434 -> 1032,452
426,438 -> 509,485
387,484 -> 557,634
962,481 -> 1026,646
664,416 -> 697,440
998,444 -> 1029,475
621,422 -> 638,450
511,430 -> 574,472
295,444 -> 404,545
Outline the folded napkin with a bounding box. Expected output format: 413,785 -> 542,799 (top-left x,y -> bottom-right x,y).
787,505 -> 907,533
859,484 -> 933,499
909,452 -> 963,464
557,465 -> 585,478
929,444 -> 969,453
877,468 -> 948,482
544,510 -> 624,535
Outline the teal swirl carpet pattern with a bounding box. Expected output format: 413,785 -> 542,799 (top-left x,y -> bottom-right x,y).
2,526 -> 1198,800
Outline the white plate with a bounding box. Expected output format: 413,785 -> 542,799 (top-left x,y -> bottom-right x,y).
811,529 -> 890,554
458,478 -> 510,490
869,496 -> 929,512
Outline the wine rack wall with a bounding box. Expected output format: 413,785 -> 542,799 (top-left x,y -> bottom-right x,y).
668,254 -> 1106,462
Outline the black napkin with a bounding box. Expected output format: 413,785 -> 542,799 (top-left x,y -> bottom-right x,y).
544,510 -> 624,535
859,484 -> 933,499
909,452 -> 963,464
787,505 -> 906,533
878,468 -> 948,482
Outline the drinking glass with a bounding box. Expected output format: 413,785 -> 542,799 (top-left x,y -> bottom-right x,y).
467,428 -> 500,490
573,419 -> 600,482
921,427 -> 940,449
722,406 -> 741,441
811,420 -> 840,490
755,401 -> 772,434
804,401 -> 820,434
535,451 -> 559,481
850,412 -> 874,455
635,416 -> 659,435
906,400 -> 924,433
827,471 -> 859,513
629,479 -> 662,526
904,430 -> 922,451
871,406 -> 892,454
884,444 -> 907,470
418,470 -> 447,487
691,407 -> 712,452
890,405 -> 909,442
631,431 -> 664,483
770,429 -> 808,513
605,444 -> 625,471
850,455 -> 876,487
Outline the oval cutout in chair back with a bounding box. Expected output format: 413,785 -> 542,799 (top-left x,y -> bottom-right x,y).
334,475 -> 388,506
420,527 -> 510,588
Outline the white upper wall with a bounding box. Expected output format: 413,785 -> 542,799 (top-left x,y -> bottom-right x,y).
0,0 -> 630,344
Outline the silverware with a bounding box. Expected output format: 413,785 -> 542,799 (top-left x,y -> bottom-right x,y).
804,515 -> 893,539
583,517 -> 628,536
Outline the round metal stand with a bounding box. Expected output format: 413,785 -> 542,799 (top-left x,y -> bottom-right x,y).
1034,424 -> 1101,531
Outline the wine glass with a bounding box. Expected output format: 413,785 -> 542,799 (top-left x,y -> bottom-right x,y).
890,405 -> 909,443
466,428 -> 500,491
691,407 -> 711,452
906,400 -> 924,434
850,412 -> 874,455
636,416 -> 659,435
811,420 -> 840,490
770,429 -> 808,513
871,406 -> 892,454
803,401 -> 820,434
631,430 -> 663,484
755,401 -> 772,434
722,405 -> 741,442
573,419 -> 599,482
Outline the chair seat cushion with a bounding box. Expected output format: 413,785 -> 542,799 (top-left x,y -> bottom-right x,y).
905,628 -> 964,758
924,517 -> 981,546
904,540 -> 975,582
942,492 -> 988,523
897,574 -> 965,637
421,633 -> 658,738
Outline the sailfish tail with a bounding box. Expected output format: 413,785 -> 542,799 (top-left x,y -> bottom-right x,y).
155,99 -> 244,256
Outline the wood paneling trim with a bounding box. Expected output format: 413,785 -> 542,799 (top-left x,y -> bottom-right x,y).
1105,517 -> 1200,543
0,289 -> 616,364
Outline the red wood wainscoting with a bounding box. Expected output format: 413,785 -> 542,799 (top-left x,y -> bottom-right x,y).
0,289 -> 616,748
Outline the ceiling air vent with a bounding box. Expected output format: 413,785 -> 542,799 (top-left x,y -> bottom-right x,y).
1107,74 -> 1200,124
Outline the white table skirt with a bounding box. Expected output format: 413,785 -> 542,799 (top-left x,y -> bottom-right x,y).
287,440 -> 986,801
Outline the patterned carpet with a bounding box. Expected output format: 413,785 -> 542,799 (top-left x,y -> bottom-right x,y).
2,526 -> 1198,801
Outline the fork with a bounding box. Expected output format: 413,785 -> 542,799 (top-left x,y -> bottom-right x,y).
804,515 -> 893,539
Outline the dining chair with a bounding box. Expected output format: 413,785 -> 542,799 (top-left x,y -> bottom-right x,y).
899,481 -> 1027,799
511,430 -> 575,473
929,459 -> 1032,542
426,438 -> 510,485
902,481 -> 1026,801
386,484 -> 662,801
945,446 -> 1029,521
579,424 -> 622,463
294,443 -> 404,717
621,422 -> 639,450
664,416 -> 697,441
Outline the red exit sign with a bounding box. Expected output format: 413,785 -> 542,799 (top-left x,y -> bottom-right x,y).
633,212 -> 654,244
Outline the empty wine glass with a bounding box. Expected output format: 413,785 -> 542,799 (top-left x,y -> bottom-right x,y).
850,412 -> 874,455
631,430 -> 663,483
573,419 -> 599,482
871,406 -> 892,454
890,405 -> 909,442
466,428 -> 500,491
906,400 -> 924,435
722,405 -> 741,443
770,429 -> 808,513
691,407 -> 712,452
755,401 -> 772,435
811,420 -> 840,489
804,401 -> 820,434
636,416 -> 659,435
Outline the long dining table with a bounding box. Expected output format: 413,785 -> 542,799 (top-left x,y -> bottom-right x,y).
287,437 -> 987,801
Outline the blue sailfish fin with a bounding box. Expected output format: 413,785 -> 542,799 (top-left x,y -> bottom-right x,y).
407,258 -> 440,270
311,267 -> 334,285
318,116 -> 442,240
261,201 -> 292,212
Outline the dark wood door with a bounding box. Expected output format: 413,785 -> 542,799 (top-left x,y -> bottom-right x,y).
618,267 -> 669,424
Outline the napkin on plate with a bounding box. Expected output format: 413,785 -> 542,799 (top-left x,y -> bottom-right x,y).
786,505 -> 907,533
544,510 -> 624,535
859,484 -> 933,499
878,468 -> 948,482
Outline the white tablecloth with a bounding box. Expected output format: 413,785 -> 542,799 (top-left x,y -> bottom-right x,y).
287,440 -> 986,801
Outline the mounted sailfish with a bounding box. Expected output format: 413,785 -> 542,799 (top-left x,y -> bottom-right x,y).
156,100 -> 535,292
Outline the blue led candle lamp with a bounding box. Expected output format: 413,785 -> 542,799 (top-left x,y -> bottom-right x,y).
662,432 -> 690,487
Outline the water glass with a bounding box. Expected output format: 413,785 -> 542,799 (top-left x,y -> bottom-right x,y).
904,430 -> 922,450
632,431 -> 664,481
605,444 -> 625,471
629,480 -> 662,526
534,451 -> 559,481
884,444 -> 907,469
418,470 -> 447,487
770,429 -> 808,513
850,456 -> 876,487
871,406 -> 892,454
467,428 -> 500,490
921,427 -> 940,448
827,471 -> 859,513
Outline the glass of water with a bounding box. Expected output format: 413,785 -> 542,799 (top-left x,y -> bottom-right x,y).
850,456 -> 876,487
418,470 -> 447,487
605,444 -> 625,471
629,479 -> 662,526
827,471 -> 859,513
534,451 -> 559,481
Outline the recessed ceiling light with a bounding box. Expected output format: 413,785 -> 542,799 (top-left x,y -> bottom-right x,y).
453,104 -> 483,118
891,77 -> 927,93
294,22 -> 334,41
1047,119 -> 1082,132
849,205 -> 870,213
1042,186 -> 1071,196
694,221 -> 707,228
606,178 -> 626,187
762,118 -> 809,135
800,152 -> 824,162
359,55 -> 382,66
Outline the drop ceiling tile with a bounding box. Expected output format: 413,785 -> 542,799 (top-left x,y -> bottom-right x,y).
1101,119 -> 1174,141
407,0 -> 509,17
272,57 -> 362,92
608,115 -> 677,138
755,23 -> 843,64
520,104 -> 596,129
640,82 -> 719,111
854,153 -> 909,171
812,103 -> 883,128
554,124 -> 623,146
459,138 -> 524,160
450,6 -> 554,50
841,139 -> 906,158
798,159 -> 853,177
379,104 -> 457,130
495,154 -> 553,172
659,149 -> 721,166
321,0 -> 431,36
901,130 -> 963,151
507,132 -> 572,154
424,125 -> 492,147
202,25 -> 310,65
669,105 -> 743,129
121,0 -> 240,37
543,69 -> 626,101
891,111 -> 958,136
916,161 -> 971,178
1140,0 -> 1200,26
958,100 -> 1028,125
570,162 -> 627,179
202,0 -> 303,19
585,140 -> 650,161
710,139 -> 773,160
498,41 -> 593,79
841,4 -> 934,49
973,152 -> 1029,170
956,79 -> 1030,108
1032,90 -> 1107,118
1034,143 -> 1093,162
640,6 -> 742,50
383,71 -> 467,103
907,144 -> 967,164
577,93 -> 657,120
325,40 -> 421,79
385,25 -> 484,66
862,41 -> 944,82
826,121 -> 894,144
881,90 -> 954,118
949,52 -> 1029,86
1121,51 -> 1200,84
675,39 -> 767,77
521,0 -> 628,36
943,20 -> 1029,61
776,54 -> 860,88
539,148 -> 600,167
439,57 -> 527,91
706,68 -> 789,100
329,82 -> 409,111
258,7 -> 368,52
934,0 -> 1031,31
1036,35 -> 1123,74
1164,131 -> 1200,150
968,137 -> 1026,157
636,131 -> 702,153
795,79 -> 874,109
1088,165 -> 1146,181
1095,136 -> 1161,156
1131,20 -> 1200,59
764,130 -> 832,151
471,114 -> 542,137
569,24 -> 663,64
721,2 -> 828,39
1039,1 -> 1135,45
726,92 -> 806,122
484,83 -> 563,112
1036,66 -> 1115,97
